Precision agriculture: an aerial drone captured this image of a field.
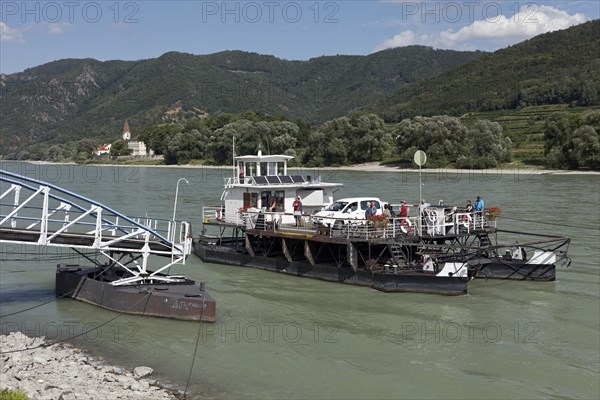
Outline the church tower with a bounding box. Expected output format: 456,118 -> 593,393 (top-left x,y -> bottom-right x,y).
122,120 -> 131,141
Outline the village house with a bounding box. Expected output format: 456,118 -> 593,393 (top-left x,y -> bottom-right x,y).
94,144 -> 111,156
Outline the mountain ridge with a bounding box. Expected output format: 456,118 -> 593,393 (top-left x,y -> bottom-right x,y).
0,46 -> 484,153
379,20 -> 600,120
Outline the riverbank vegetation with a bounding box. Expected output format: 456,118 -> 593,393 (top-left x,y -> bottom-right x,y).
8,107 -> 598,170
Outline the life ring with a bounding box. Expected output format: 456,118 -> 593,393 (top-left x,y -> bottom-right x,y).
400,218 -> 412,234
461,214 -> 472,228
215,208 -> 222,221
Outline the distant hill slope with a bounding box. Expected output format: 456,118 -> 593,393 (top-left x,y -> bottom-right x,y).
380,20 -> 600,120
0,47 -> 482,153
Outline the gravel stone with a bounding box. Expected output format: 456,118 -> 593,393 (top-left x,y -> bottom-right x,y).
1,332 -> 178,399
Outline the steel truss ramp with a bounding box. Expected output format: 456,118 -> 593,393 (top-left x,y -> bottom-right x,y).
0,169 -> 192,286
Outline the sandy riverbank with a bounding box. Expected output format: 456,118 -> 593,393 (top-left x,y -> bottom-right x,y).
11,160 -> 600,175
1,332 -> 182,400
331,162 -> 600,175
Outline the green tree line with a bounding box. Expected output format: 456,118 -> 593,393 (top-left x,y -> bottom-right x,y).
544,110 -> 600,169
127,111 -> 515,168
11,109 -> 599,170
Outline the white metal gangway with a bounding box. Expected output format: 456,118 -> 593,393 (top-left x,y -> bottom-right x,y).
0,169 -> 192,286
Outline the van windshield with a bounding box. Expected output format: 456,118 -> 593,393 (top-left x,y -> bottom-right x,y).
326,201 -> 348,211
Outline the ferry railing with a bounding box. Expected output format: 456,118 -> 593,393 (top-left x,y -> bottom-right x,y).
222,177 -> 270,187
230,210 -> 421,240
1,199 -> 191,253
223,175 -> 321,188
202,206 -> 276,227
330,216 -> 420,240
414,209 -> 495,236
202,205 -> 225,224
224,177 -> 250,188
203,206 -> 497,240
451,211 -> 496,233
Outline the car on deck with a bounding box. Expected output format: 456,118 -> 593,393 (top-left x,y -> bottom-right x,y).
313,197 -> 383,228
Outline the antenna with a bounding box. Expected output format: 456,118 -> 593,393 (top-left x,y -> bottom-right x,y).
232,136 -> 236,179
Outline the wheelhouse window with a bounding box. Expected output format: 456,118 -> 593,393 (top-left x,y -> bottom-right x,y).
274,191 -> 285,209
276,161 -> 285,175
260,190 -> 285,211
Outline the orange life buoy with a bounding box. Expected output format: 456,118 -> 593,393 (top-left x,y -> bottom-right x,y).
400,218 -> 412,234
215,208 -> 222,221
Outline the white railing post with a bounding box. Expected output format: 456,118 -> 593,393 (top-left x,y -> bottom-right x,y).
112,216 -> 119,236
93,207 -> 103,247
140,233 -> 151,275
38,187 -> 50,245
11,185 -> 21,228
61,202 -> 71,230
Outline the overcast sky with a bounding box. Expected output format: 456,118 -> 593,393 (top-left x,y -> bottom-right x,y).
1,1 -> 598,73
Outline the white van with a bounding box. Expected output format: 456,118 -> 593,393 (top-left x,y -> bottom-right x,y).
314,197 -> 383,228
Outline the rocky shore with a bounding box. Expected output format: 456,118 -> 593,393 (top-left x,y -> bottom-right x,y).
1,332 -> 178,399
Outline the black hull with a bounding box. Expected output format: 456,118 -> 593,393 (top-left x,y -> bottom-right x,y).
55,264 -> 216,322
194,241 -> 467,296
469,259 -> 556,281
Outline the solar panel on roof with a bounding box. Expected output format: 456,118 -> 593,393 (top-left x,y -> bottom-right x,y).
266,176 -> 281,184
279,175 -> 293,184
291,175 -> 305,183
253,176 -> 268,185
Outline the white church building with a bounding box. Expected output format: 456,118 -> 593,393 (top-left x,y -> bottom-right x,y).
122,120 -> 154,156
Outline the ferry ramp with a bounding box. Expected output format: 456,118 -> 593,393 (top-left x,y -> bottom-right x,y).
0,168 -> 192,286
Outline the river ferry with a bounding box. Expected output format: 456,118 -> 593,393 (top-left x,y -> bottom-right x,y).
193,151 -> 570,295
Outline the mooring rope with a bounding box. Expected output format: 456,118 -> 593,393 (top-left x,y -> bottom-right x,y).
183,287 -> 208,400
0,291 -> 152,355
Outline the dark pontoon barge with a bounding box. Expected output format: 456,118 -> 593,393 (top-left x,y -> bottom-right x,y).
193,151 -> 570,295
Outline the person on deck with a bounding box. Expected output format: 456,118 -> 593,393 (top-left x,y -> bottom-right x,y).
383,204 -> 391,219
474,196 -> 485,212
465,200 -> 474,213
365,202 -> 377,218
399,201 -> 408,218
293,196 -> 303,227
365,201 -> 374,219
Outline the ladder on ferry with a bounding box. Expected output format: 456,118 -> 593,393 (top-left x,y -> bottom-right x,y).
387,241 -> 409,267
476,232 -> 492,247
